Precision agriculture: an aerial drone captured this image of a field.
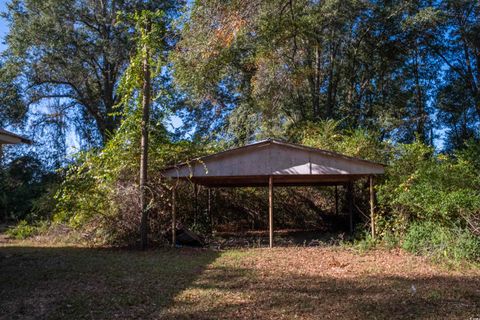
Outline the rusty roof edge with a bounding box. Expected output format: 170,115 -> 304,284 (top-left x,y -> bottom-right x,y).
160,138 -> 386,173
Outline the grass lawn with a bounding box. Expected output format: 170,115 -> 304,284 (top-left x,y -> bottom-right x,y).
1,243 -> 479,319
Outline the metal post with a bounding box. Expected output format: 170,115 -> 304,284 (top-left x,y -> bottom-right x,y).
172,187 -> 176,247
369,176 -> 376,239
269,176 -> 273,248
194,183 -> 198,225
334,185 -> 339,215
347,182 -> 354,234
207,188 -> 212,234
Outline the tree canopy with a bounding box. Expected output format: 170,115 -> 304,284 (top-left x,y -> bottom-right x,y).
1,0 -> 183,147
172,0 -> 479,148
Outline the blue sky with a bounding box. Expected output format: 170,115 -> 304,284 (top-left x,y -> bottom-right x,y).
0,0 -> 9,52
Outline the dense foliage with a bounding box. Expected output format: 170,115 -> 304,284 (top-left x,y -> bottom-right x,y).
172,0 -> 479,149
377,140 -> 480,261
0,155 -> 58,222
51,101 -> 205,245
0,1 -> 479,263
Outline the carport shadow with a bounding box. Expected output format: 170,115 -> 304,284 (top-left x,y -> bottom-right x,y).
212,229 -> 349,248
0,246 -> 219,319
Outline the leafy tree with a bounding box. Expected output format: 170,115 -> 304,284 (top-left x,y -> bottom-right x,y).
1,0 -> 183,146
52,7 -> 193,246
171,0 -> 439,144
432,1 -> 480,150
115,9 -> 169,248
0,61 -> 25,127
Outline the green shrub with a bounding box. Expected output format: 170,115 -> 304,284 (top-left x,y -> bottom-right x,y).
403,221 -> 480,262
354,231 -> 377,252
378,141 -> 480,233
381,230 -> 399,250
6,220 -> 36,239
0,156 -> 60,223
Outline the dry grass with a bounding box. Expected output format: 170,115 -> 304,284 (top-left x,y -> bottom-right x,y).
161,247 -> 480,319
1,242 -> 479,319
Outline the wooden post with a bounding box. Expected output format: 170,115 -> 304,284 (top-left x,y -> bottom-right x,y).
334,185 -> 339,215
207,188 -> 213,234
193,183 -> 198,225
269,176 -> 273,248
172,187 -> 176,247
347,182 -> 354,234
369,176 -> 376,239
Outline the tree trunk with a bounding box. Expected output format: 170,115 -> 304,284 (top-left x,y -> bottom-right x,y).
325,39 -> 337,119
140,20 -> 152,250
309,42 -> 321,119
413,46 -> 426,143
462,36 -> 480,117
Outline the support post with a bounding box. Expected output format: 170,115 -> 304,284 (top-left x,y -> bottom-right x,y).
369,176 -> 376,239
193,183 -> 198,225
334,185 -> 339,215
347,182 -> 354,234
207,188 -> 213,234
269,176 -> 273,248
172,186 -> 176,247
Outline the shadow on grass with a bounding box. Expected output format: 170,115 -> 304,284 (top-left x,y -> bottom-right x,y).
213,229 -> 349,248
0,246 -> 219,319
160,263 -> 480,320
1,246 -> 479,320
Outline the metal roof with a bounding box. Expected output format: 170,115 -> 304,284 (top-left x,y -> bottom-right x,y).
0,128 -> 32,145
162,139 -> 385,187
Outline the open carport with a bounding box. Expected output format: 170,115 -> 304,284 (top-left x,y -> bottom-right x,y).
162,139 -> 385,247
